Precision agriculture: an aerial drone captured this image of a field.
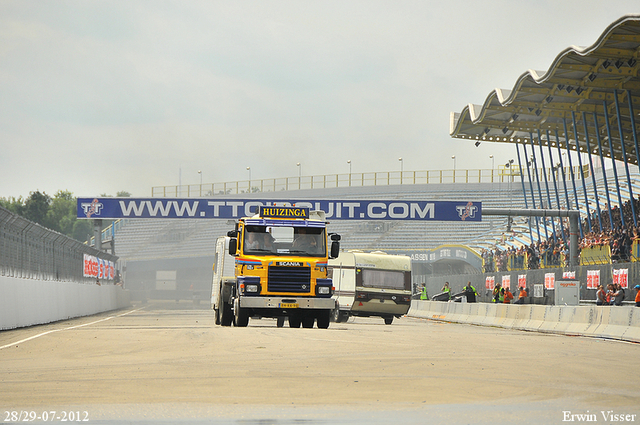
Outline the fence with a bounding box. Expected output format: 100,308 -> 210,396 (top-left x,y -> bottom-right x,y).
0,206 -> 118,283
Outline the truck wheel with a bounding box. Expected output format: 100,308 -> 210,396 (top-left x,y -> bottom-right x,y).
302,315 -> 315,328
337,311 -> 349,323
220,301 -> 233,326
234,299 -> 249,327
276,317 -> 286,328
288,314 -> 302,328
384,316 -> 394,325
317,310 -> 331,329
214,306 -> 221,325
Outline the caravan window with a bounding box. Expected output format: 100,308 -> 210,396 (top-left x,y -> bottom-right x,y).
359,269 -> 408,291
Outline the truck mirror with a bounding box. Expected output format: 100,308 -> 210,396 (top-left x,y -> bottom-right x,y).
330,241 -> 340,259
228,238 -> 238,255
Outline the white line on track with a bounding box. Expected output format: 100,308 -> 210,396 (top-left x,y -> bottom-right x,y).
0,306 -> 146,350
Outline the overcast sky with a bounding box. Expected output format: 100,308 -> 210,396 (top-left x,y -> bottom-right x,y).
1,1 -> 638,199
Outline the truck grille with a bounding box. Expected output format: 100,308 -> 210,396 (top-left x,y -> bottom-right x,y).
268,266 -> 311,293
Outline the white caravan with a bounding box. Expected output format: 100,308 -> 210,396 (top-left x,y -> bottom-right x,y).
328,251 -> 412,325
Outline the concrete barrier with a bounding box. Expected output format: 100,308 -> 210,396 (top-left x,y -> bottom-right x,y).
624,308 -> 640,341
512,304 -> 532,331
561,306 -> 593,336
597,307 -> 633,340
0,275 -> 131,330
408,300 -> 640,343
523,304 -> 547,332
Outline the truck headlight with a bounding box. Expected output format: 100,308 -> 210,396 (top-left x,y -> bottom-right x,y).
317,286 -> 330,295
246,284 -> 259,293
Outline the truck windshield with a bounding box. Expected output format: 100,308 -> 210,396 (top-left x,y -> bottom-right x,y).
244,225 -> 326,257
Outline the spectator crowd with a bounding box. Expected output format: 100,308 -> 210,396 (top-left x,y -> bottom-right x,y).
482,195 -> 640,272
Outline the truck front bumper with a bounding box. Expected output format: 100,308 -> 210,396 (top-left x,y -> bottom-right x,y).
240,296 -> 335,310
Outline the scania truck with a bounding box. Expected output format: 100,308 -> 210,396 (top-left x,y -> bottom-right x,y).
212,206 -> 340,328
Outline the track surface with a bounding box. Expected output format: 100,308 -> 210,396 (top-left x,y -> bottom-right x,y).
1,300 -> 639,424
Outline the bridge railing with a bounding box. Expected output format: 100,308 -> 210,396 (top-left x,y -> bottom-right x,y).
151,166 -> 587,197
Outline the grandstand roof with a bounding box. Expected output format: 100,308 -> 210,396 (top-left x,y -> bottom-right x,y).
450,14 -> 640,165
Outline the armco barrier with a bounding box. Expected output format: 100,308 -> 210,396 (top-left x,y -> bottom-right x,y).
409,300 -> 640,343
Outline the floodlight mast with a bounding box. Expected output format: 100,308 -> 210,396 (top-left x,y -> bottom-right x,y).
482,208 -> 580,267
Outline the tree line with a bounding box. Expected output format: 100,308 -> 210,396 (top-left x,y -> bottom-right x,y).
1,190 -> 130,242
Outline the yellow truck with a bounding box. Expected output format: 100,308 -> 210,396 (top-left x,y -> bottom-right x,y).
212,206 -> 340,328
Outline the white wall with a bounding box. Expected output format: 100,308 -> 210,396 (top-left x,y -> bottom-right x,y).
0,276 -> 131,330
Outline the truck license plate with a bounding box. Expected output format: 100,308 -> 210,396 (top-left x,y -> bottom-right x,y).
280,302 -> 298,309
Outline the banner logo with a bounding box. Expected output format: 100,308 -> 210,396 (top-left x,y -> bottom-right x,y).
80,198 -> 104,218
456,202 -> 478,220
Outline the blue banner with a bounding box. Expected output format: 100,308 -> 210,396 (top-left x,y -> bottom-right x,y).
77,198 -> 482,221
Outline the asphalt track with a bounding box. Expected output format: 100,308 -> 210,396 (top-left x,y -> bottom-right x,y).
1,300 -> 639,425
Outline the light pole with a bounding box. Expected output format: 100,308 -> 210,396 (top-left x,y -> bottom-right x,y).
347,160 -> 352,186
198,170 -> 202,196
399,157 -> 403,184
297,162 -> 301,188
489,155 -> 494,182
451,155 -> 456,182
246,166 -> 251,183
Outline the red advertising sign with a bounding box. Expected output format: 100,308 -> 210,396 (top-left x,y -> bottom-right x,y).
544,272 -> 555,290
485,276 -> 495,290
586,270 -> 600,289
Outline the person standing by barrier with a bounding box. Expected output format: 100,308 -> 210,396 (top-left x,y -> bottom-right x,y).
635,285 -> 640,307
492,283 -> 501,303
463,282 -> 478,303
503,287 -> 514,304
606,284 -> 614,304
596,285 -> 607,306
420,285 -> 428,300
610,284 -> 624,306
442,282 -> 451,300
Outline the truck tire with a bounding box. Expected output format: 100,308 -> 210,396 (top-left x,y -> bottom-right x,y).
276,317 -> 286,327
337,311 -> 349,323
384,316 -> 394,325
214,306 -> 221,325
302,315 -> 315,328
288,314 -> 302,328
234,299 -> 249,327
220,301 -> 233,327
317,310 -> 331,329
